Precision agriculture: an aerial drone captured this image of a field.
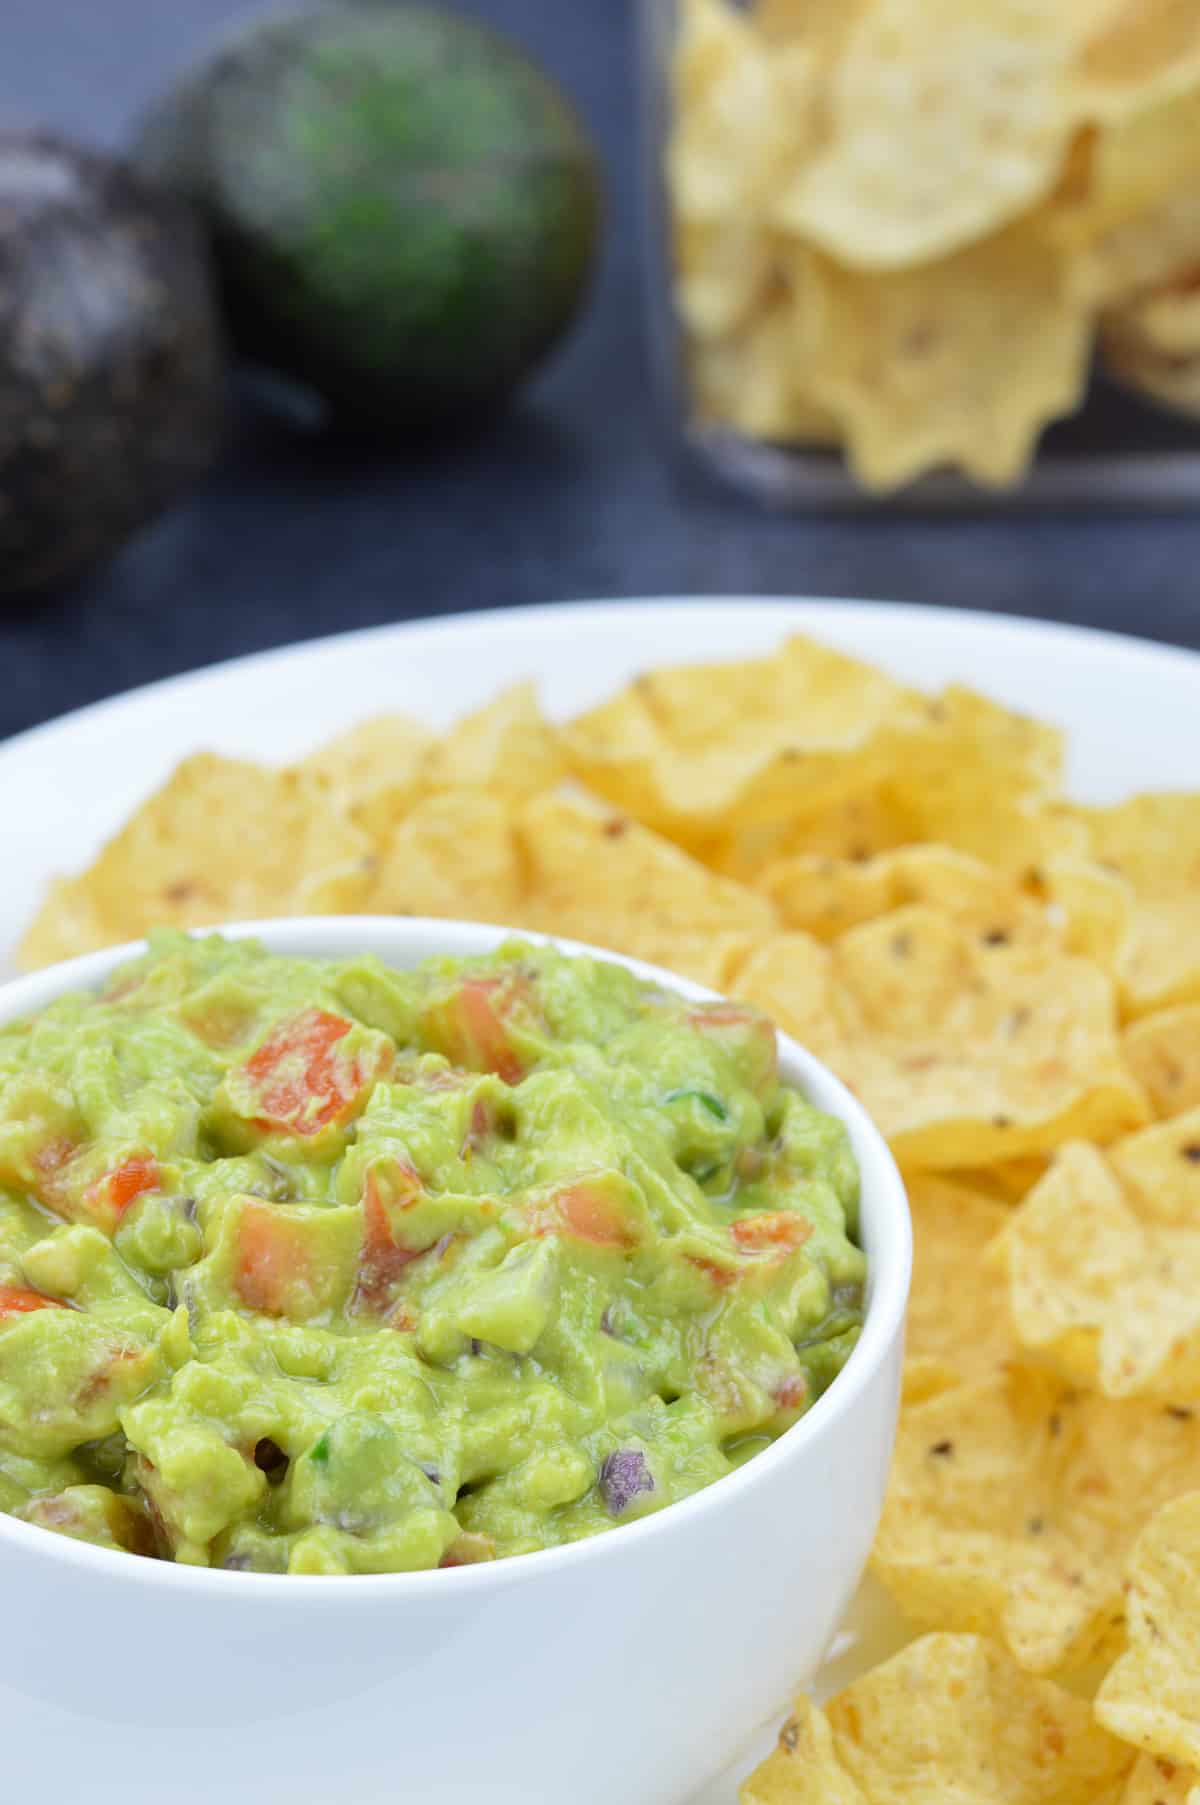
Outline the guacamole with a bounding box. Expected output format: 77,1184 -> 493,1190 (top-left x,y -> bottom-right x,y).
0,934 -> 864,1573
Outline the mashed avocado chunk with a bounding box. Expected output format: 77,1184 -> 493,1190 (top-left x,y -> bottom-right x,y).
0,933 -> 864,1572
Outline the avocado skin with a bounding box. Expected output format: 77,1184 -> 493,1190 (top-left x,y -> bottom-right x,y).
0,133 -> 227,598
133,4 -> 602,435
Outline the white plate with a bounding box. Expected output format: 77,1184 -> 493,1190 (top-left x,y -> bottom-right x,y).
2,595 -> 1198,1801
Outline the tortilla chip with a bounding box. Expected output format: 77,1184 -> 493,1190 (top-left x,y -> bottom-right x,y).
741,1694 -> 861,1805
1123,1007 -> 1200,1118
291,713 -> 434,844
711,787 -> 913,882
775,0 -> 1076,269
759,843 -> 1059,946
1096,1491 -> 1200,1770
876,685 -> 1080,871
1103,303 -> 1200,425
904,1174 -> 1012,1395
721,685 -> 1068,881
1037,859 -> 1134,974
564,635 -> 925,850
687,279 -> 841,445
1109,1108 -> 1200,1221
1072,0 -> 1200,123
15,757 -> 372,968
1068,796 -> 1200,1015
419,682 -> 563,805
736,910 -> 1147,1168
367,791 -> 522,924
743,1633 -> 1135,1804
800,222 -> 1091,492
513,792 -> 774,990
1076,793 -> 1200,896
1119,1756 -> 1200,1805
872,1368 -> 1200,1674
667,0 -> 784,224
996,1128 -> 1200,1397
15,877 -> 114,971
1061,88 -> 1200,305
752,0 -> 869,56
940,1155 -> 1051,1205
675,217 -> 780,342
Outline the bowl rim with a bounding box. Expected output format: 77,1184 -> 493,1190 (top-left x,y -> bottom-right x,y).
0,916 -> 911,1602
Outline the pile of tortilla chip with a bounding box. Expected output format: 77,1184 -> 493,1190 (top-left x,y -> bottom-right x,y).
18,631 -> 1200,1798
667,0 -> 1200,491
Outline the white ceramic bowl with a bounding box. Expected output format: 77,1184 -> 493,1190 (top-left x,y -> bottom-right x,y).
0,919 -> 910,1805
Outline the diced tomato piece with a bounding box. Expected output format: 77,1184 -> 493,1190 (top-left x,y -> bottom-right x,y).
234,1201 -> 319,1316
0,1284 -> 68,1320
85,1154 -> 160,1230
355,1165 -> 427,1311
686,1253 -> 738,1289
774,1373 -> 809,1412
730,1212 -> 812,1254
108,1156 -> 160,1214
530,1181 -> 639,1250
425,976 -> 530,1085
242,1008 -> 391,1137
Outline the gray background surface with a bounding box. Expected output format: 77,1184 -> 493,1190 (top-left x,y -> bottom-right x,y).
2,0 -> 1199,743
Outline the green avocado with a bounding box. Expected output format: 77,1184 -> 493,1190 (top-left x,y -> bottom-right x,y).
0,133 -> 226,597
133,4 -> 603,435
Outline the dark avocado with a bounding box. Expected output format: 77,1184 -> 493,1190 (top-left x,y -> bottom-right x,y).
0,132 -> 226,597
133,3 -> 602,435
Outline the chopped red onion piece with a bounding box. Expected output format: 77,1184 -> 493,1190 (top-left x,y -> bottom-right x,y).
598,1449 -> 654,1516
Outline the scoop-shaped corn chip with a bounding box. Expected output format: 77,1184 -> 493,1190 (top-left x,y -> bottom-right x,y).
873,1367 -> 1200,1674
1097,1491 -> 1200,1771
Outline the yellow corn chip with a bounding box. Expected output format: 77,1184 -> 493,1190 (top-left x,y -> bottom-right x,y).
667,0 -> 825,240
1123,1007 -> 1200,1118
872,1367 -> 1200,1674
419,682 -> 563,804
16,757 -> 372,969
367,791 -> 522,924
1104,300 -> 1200,425
743,1633 -> 1135,1803
1109,1108 -> 1200,1221
1077,793 -> 1200,894
675,217 -> 780,341
565,635 -> 924,850
1070,795 -> 1200,1015
801,223 -> 1091,492
15,877 -> 114,971
904,1174 -> 1011,1395
1060,89 -> 1200,305
996,1129 -> 1200,1397
737,910 -> 1147,1168
1120,1755 -> 1200,1805
711,786 -> 912,882
1073,1 -> 1200,123
1039,859 -> 1134,973
682,281 -> 840,451
513,791 -> 774,989
1097,1491 -> 1200,1770
776,0 -> 1076,269
759,843 -> 1058,946
941,1155 -> 1051,1205
292,713 -> 434,844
